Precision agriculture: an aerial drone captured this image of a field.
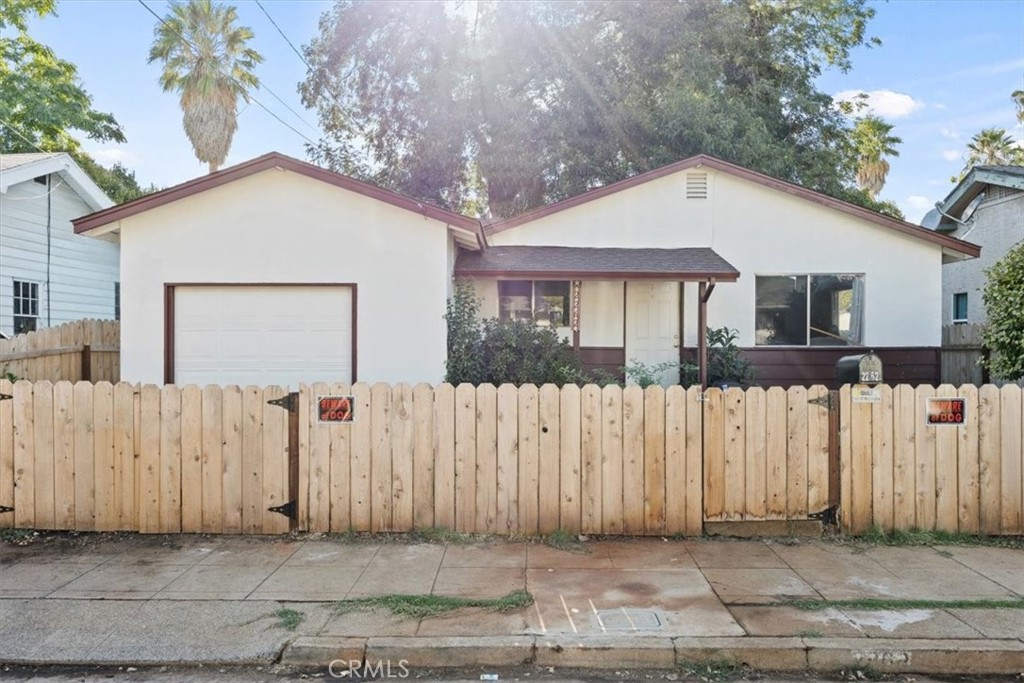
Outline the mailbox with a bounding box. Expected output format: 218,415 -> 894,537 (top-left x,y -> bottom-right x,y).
836,352 -> 883,385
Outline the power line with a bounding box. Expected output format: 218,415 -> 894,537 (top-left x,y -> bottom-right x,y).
137,0 -> 319,146
0,116 -> 54,155
254,0 -> 312,73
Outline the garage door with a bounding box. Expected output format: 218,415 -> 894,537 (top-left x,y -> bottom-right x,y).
173,285 -> 353,386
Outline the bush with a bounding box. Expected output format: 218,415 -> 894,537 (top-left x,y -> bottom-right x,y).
681,326 -> 754,387
445,282 -> 586,386
982,241 -> 1024,381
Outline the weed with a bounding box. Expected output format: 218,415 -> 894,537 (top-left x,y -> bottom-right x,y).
797,628 -> 824,638
787,596 -> 1024,611
407,527 -> 484,545
272,607 -> 305,631
856,526 -> 1024,549
677,658 -> 749,682
0,529 -> 39,546
334,590 -> 533,620
543,528 -> 588,553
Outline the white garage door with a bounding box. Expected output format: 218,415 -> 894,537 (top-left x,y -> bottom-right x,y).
174,285 -> 353,386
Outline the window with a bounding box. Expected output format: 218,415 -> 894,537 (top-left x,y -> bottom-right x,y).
498,281 -> 570,327
952,292 -> 968,323
755,274 -> 864,346
13,280 -> 39,334
114,282 -> 121,321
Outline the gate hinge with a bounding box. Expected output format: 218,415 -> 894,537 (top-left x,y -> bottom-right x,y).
0,505 -> 13,514
808,393 -> 835,410
267,392 -> 298,412
268,500 -> 297,520
809,505 -> 838,526
0,393 -> 12,402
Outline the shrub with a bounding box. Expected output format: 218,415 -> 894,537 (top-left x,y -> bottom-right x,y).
681,326 -> 754,387
444,282 -> 485,384
982,241 -> 1024,381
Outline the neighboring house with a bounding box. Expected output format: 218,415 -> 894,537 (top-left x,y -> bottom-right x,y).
73,152 -> 979,389
0,153 -> 117,337
928,165 -> 1024,326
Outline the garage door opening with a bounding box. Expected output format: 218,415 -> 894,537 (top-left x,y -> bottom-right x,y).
166,284 -> 355,386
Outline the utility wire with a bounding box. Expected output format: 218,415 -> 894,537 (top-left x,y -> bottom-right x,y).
137,0 -> 318,146
0,115 -> 55,155
254,0 -> 312,73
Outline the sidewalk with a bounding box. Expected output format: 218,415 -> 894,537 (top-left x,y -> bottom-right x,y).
1,532 -> 1021,674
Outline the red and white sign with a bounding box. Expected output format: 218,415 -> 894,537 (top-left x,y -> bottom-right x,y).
318,396 -> 354,423
926,397 -> 965,426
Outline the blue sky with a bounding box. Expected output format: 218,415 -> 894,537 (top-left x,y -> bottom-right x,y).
24,0 -> 1024,222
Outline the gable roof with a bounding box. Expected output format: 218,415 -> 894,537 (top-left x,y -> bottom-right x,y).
484,154 -> 980,260
455,246 -> 739,281
937,164 -> 1024,224
0,152 -> 112,211
72,152 -> 483,249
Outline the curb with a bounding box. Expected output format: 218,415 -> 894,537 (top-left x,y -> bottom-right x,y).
278,635 -> 1024,675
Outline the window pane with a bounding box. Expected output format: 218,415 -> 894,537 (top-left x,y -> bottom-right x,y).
13,316 -> 36,335
755,276 -> 807,345
498,280 -> 533,321
534,281 -> 570,327
810,275 -> 863,346
953,292 -> 968,321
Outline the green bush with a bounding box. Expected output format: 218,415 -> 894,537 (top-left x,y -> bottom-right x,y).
982,241 -> 1024,381
681,326 -> 754,387
445,281 -> 586,386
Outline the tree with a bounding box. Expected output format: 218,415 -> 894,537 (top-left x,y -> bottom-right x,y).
301,0 -> 882,218
1013,90 -> 1024,125
962,128 -> 1020,169
0,0 -> 124,152
72,153 -> 161,204
148,0 -> 262,173
851,115 -> 900,199
982,241 -> 1024,381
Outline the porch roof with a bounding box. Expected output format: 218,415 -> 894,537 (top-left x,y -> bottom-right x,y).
455,246 -> 740,281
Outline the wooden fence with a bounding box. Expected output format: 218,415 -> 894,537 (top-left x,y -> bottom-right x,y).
0,320 -> 119,383
840,384 -> 1023,535
941,324 -> 987,386
2,380 -> 1022,536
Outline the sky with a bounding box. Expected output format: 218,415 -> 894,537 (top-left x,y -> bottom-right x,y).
20,0 -> 1024,223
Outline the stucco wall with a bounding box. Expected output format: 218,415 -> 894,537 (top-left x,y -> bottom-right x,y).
117,168 -> 451,385
942,191 -> 1024,325
491,167 -> 944,348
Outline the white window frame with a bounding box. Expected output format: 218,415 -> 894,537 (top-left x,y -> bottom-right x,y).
497,280 -> 571,328
754,273 -> 865,347
12,279 -> 40,334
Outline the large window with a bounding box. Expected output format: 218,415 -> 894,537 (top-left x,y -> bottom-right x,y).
498,280 -> 570,327
755,274 -> 864,346
13,280 -> 39,334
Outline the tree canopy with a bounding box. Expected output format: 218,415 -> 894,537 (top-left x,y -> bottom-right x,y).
301,0 -> 893,219
851,115 -> 900,199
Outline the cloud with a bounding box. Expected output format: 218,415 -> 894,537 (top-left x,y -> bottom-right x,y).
942,149 -> 962,161
834,90 -> 924,118
905,195 -> 934,213
939,127 -> 960,140
85,148 -> 138,167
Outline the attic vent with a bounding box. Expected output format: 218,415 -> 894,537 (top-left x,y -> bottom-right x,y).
986,185 -> 1021,202
686,172 -> 708,199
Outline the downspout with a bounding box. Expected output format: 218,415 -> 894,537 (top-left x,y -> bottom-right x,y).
46,173 -> 52,327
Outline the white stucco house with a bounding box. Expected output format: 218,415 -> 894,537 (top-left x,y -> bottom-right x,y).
73,152 -> 979,389
0,153 -> 117,337
930,165 -> 1024,326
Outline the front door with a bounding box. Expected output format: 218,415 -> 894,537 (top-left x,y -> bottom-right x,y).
625,282 -> 679,386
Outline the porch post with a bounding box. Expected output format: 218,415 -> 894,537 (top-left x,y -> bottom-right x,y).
698,279 -> 717,389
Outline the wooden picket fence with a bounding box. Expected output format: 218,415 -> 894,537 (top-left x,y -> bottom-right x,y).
840,383 -> 1023,535
0,319 -> 119,383
1,379 -> 1022,536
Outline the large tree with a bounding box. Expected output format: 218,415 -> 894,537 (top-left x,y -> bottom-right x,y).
963,128 -> 1021,168
148,0 -> 262,173
851,115 -> 900,199
1,0 -> 155,202
301,0 -> 884,218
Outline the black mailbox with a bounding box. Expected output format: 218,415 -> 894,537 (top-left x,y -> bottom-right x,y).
836,352 -> 883,385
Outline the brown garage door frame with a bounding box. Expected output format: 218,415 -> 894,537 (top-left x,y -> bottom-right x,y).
163,282 -> 358,385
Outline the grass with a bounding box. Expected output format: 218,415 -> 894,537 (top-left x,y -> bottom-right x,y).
797,628 -> 824,638
272,607 -> 305,631
787,596 -> 1024,611
0,529 -> 39,545
326,526 -> 491,545
333,589 -> 533,619
854,526 -> 1024,549
542,528 -> 588,553
676,659 -> 749,682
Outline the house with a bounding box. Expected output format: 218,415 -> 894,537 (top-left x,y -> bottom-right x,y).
73,152 -> 979,389
928,165 -> 1024,326
0,153 -> 117,337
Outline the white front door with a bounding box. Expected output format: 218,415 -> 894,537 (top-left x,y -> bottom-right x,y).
625,282 -> 680,387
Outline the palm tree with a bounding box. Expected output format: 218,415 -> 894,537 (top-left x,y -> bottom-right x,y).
1013,90 -> 1024,125
851,115 -> 901,199
965,127 -> 1017,166
148,0 -> 262,173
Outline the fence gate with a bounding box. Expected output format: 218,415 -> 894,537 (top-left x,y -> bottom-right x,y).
702,386 -> 835,528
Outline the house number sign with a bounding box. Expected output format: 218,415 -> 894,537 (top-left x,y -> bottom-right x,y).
318,396 -> 354,423
926,397 -> 965,426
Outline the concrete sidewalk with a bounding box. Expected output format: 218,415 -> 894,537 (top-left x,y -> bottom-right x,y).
0,532 -> 1021,674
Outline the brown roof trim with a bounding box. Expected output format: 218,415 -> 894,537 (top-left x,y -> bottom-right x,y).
455,270 -> 738,282
73,151 -> 482,235
484,154 -> 981,258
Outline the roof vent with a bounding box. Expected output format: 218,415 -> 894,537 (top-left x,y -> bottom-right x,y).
686,172 -> 708,199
